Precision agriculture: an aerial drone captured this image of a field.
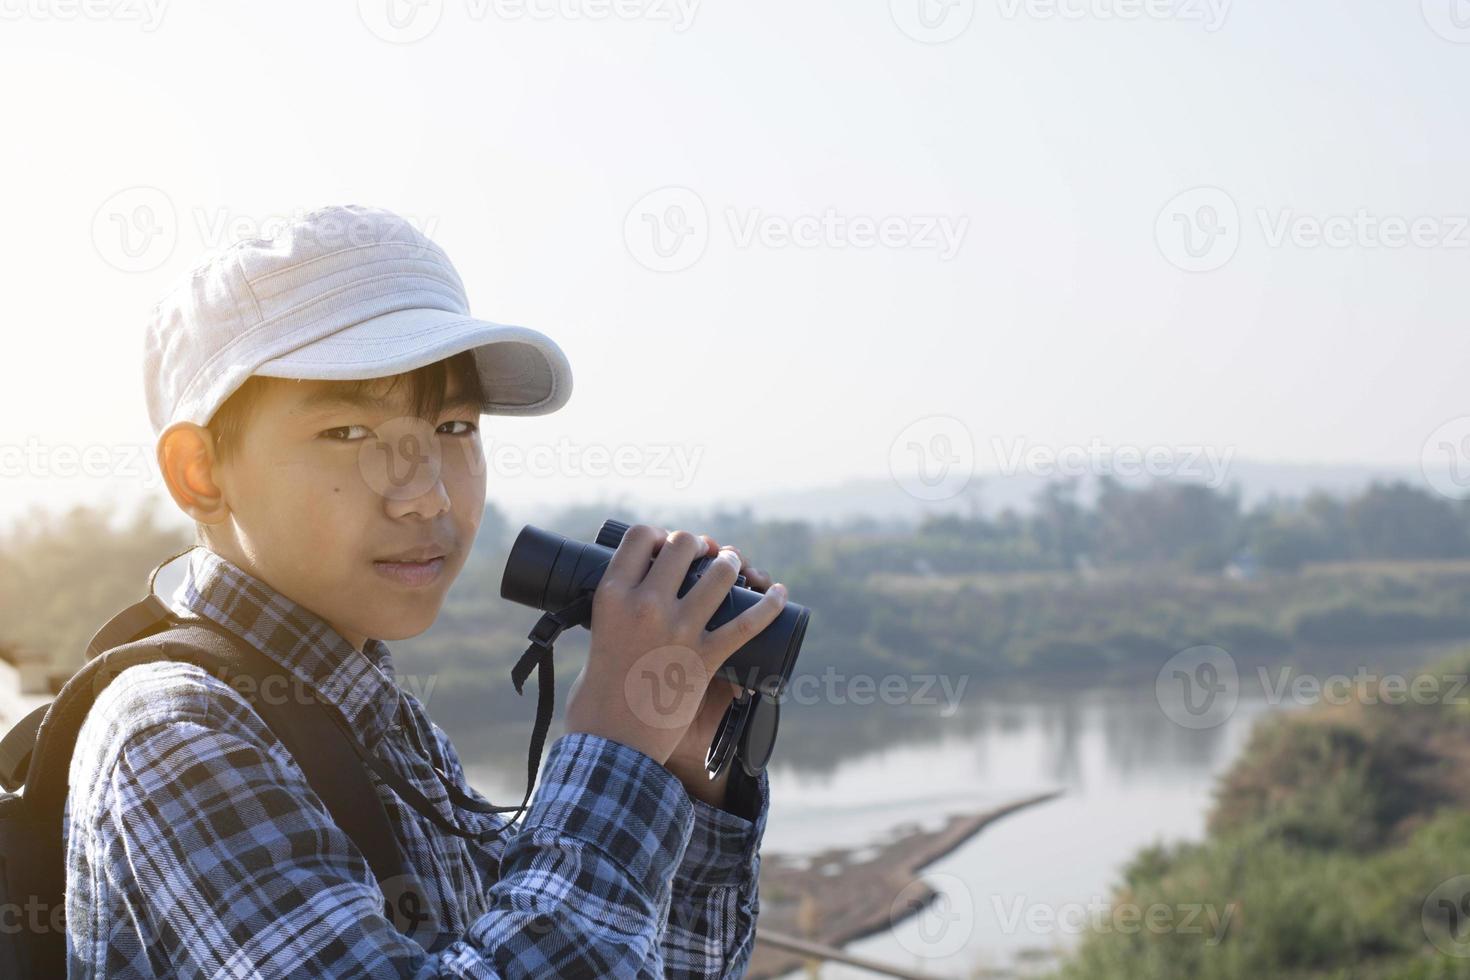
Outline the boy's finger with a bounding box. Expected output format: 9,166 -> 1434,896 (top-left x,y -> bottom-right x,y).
601,523 -> 667,590
701,539 -> 769,591
701,584 -> 788,663
641,529 -> 707,598
678,546 -> 742,619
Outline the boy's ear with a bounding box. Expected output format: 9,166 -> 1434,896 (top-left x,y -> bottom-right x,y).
157,422 -> 231,528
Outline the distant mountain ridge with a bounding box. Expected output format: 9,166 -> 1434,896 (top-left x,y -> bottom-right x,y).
691,460 -> 1435,528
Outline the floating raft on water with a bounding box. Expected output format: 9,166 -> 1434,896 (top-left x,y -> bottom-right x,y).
749,791 -> 1062,979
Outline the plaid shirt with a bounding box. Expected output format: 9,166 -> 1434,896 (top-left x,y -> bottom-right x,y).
63,547 -> 768,978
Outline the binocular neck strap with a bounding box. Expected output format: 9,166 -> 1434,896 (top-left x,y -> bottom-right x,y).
506,593 -> 595,827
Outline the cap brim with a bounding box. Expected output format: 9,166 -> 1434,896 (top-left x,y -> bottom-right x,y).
253,308 -> 572,416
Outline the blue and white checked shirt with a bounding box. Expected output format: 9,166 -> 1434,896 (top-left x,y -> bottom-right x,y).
63,547 -> 768,978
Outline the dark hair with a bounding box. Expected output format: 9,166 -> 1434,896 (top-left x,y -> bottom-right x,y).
206,349 -> 486,465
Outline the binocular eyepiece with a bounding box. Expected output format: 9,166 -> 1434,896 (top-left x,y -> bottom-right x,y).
500,519 -> 809,699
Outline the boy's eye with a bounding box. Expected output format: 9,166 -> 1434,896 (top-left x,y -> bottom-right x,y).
319,420 -> 478,441
320,424 -> 373,441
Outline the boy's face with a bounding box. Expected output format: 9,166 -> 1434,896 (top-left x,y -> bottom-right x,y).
200,375 -> 487,652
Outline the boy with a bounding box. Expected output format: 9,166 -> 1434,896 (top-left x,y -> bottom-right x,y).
64,205 -> 787,977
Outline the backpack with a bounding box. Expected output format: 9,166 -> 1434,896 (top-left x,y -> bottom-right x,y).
0,592 -> 412,978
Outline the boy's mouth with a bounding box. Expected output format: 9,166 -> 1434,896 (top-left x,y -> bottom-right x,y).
372,550 -> 449,588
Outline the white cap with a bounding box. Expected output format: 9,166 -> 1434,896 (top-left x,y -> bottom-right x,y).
142,204 -> 573,439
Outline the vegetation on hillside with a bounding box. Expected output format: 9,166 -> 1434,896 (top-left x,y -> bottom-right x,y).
1053,648 -> 1470,979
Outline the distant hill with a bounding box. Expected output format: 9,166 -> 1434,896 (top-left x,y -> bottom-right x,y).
694,460 -> 1434,529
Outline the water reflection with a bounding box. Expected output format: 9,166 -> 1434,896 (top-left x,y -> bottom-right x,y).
445,640 -> 1467,978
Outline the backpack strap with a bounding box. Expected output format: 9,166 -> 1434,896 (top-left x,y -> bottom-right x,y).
4,596 -> 427,975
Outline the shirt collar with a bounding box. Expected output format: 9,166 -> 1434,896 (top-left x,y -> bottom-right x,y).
167,546 -> 403,746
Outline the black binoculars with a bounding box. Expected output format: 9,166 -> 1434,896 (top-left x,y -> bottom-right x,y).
500,519 -> 811,777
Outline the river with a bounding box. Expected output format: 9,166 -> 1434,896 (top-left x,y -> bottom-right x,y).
454,639 -> 1465,978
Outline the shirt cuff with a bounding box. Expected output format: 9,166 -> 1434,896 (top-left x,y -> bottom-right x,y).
515,732 -> 695,899
676,766 -> 770,889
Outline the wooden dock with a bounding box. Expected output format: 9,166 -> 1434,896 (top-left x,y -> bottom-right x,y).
749,791 -> 1061,978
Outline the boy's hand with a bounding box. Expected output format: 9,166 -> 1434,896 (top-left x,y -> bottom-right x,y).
660,536 -> 772,808
563,525 -> 787,785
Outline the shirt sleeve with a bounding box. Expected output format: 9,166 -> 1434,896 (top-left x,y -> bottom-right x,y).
86,696 -> 698,979
660,767 -> 770,979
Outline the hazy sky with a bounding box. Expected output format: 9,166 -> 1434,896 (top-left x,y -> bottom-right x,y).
3,0 -> 1468,531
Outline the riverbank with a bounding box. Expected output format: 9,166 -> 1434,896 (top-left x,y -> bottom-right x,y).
1049,646 -> 1470,978
750,791 -> 1062,979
